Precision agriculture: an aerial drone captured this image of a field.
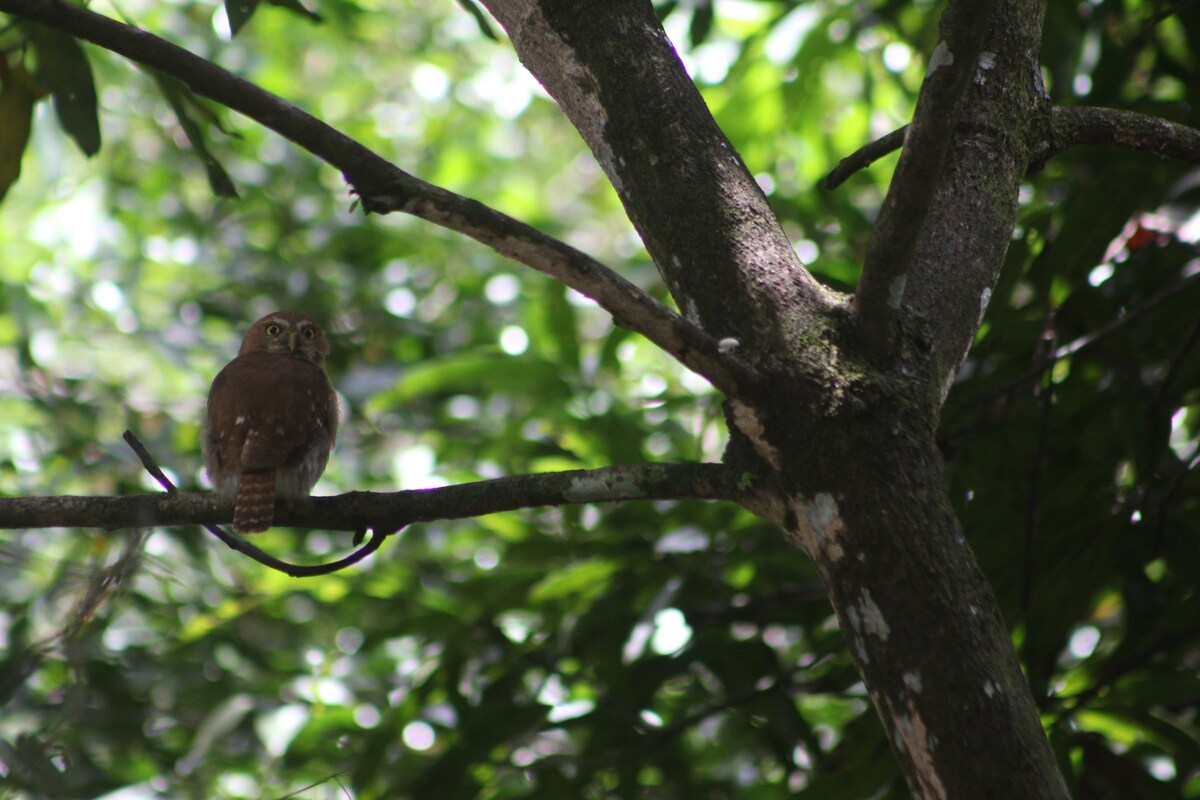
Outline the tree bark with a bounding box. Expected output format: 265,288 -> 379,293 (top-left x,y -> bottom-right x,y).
1,0 -> 1123,792
482,0 -> 1071,796
480,0 -> 835,368
0,463 -> 738,531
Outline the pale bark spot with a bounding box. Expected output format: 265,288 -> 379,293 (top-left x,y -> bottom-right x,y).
563,475 -> 648,503
803,492 -> 846,562
845,604 -> 862,633
984,680 -> 997,698
928,41 -> 954,73
978,286 -> 993,325
940,369 -> 957,403
730,400 -> 782,470
860,588 -> 890,641
504,5 -> 622,194
892,701 -> 949,800
903,671 -> 923,694
844,607 -> 869,665
561,474 -> 609,501
564,476 -> 611,502
887,274 -> 907,310
850,635 -> 870,666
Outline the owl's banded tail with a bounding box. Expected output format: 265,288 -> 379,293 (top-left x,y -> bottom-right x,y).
234,469 -> 276,533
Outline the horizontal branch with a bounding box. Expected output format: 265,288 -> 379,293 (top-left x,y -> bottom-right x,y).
0,0 -> 754,396
0,463 -> 742,532
1042,105 -> 1200,166
852,109 -> 1200,185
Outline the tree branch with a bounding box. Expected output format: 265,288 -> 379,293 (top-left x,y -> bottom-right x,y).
0,463 -> 743,533
0,0 -> 754,396
122,430 -> 387,577
480,0 -> 833,367
854,1 -> 997,361
1040,105 -> 1200,166
822,125 -> 908,190
834,108 -> 1200,193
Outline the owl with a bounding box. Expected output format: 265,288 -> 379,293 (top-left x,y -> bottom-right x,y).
203,311 -> 338,533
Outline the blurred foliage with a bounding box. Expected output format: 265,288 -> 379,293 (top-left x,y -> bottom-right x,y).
0,0 -> 1198,798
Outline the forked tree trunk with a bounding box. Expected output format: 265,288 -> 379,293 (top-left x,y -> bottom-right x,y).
481,0 -> 1071,796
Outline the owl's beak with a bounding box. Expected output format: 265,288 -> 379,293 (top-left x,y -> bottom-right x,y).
286,331 -> 298,352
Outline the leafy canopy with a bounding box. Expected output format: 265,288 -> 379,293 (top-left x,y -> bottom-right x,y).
0,0 -> 1198,798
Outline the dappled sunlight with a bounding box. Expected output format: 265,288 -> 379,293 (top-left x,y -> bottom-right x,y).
0,0 -> 1197,796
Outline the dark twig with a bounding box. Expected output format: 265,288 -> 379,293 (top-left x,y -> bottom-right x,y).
1022,313 -> 1057,615
122,430 -> 388,577
1131,1 -> 1200,50
0,0 -> 754,397
822,125 -> 908,190
1142,316 -> 1200,547
122,430 -> 175,494
960,272 -> 1200,408
530,661 -> 840,777
274,769 -> 353,800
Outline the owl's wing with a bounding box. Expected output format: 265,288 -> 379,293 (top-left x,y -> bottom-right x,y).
206,351 -> 337,473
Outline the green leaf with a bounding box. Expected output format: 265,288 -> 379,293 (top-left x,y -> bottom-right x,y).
229,0 -> 321,34
529,558 -> 620,604
386,351 -> 571,403
528,282 -> 580,370
0,63 -> 42,203
29,26 -> 100,156
689,2 -> 714,47
225,0 -> 261,36
454,0 -> 498,41
150,71 -> 239,198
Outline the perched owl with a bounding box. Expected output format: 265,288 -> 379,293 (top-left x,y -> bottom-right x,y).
203,311 -> 338,533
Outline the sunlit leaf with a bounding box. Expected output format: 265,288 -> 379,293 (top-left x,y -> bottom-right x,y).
529,558 -> 620,604
384,351 -> 571,404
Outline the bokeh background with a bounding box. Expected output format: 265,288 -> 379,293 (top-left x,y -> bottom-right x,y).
1,1 -> 1199,797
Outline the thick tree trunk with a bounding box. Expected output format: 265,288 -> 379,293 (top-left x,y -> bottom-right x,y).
482,0 -> 1071,796
759,386 -> 1068,797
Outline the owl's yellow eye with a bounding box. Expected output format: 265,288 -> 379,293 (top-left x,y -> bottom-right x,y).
302,327 -> 316,340
265,324 -> 282,336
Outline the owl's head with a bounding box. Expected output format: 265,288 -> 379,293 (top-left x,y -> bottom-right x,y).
239,311 -> 330,365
